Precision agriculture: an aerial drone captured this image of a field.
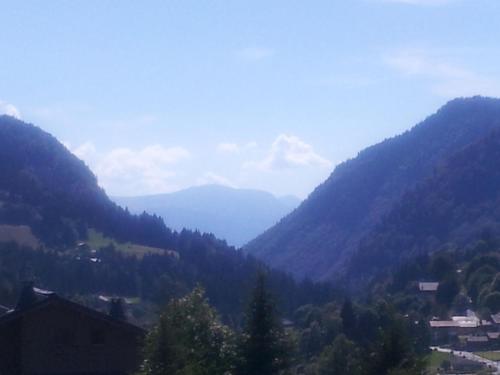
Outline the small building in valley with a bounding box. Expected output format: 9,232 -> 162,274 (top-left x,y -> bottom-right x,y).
0,283 -> 145,375
418,282 -> 439,292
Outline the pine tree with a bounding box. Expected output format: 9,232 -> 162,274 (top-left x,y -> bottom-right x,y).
109,298 -> 126,321
238,273 -> 289,375
340,298 -> 357,339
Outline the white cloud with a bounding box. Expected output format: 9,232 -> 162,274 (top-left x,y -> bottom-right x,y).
196,172 -> 237,188
244,134 -> 331,172
73,142 -> 97,161
237,47 -> 274,61
0,100 -> 21,119
385,49 -> 500,97
70,143 -> 190,196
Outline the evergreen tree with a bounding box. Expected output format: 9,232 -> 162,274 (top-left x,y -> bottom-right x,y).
238,273 -> 289,375
16,281 -> 37,310
340,298 -> 357,339
109,298 -> 126,321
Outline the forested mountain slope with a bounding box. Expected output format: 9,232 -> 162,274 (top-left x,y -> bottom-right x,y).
0,115 -> 335,319
0,115 -> 172,249
348,130 -> 500,284
245,97 -> 500,282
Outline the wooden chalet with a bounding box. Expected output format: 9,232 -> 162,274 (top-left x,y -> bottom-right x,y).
0,283 -> 145,375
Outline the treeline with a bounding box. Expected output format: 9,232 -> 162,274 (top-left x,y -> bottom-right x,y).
137,277 -> 429,375
0,239 -> 336,322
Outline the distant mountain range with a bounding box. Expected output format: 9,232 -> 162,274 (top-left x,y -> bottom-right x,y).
245,97 -> 500,285
114,186 -> 301,247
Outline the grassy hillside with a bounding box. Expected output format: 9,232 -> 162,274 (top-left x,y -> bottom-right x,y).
86,229 -> 178,258
0,224 -> 40,248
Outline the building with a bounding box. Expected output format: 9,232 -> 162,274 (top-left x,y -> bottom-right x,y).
0,283 -> 145,375
418,282 -> 439,292
429,311 -> 483,345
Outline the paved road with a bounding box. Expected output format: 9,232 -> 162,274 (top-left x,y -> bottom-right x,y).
431,346 -> 500,374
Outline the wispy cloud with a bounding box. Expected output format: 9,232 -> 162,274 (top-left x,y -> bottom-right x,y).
244,134 -> 331,172
0,100 -> 21,119
237,47 -> 275,61
70,143 -> 191,196
197,172 -> 237,188
385,49 -> 500,97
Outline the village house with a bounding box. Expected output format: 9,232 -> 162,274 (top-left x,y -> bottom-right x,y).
0,283 -> 145,375
418,282 -> 439,293
428,309 -> 500,351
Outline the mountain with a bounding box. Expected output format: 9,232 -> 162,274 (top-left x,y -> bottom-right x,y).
0,115 -> 335,318
348,129 -> 500,284
114,185 -> 301,247
0,115 -> 173,249
245,97 -> 500,283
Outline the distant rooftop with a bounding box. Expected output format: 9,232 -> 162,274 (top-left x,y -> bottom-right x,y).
491,313 -> 500,324
419,282 -> 439,292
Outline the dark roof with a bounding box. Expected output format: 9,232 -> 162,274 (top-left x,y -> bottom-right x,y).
0,293 -> 145,335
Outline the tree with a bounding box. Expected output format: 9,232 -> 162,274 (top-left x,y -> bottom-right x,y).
483,292 -> 500,313
316,334 -> 363,375
109,298 -> 126,320
341,298 -> 357,339
436,276 -> 460,307
237,273 -> 290,375
138,287 -> 236,375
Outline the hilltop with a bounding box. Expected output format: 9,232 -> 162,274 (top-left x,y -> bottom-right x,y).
114,185 -> 300,247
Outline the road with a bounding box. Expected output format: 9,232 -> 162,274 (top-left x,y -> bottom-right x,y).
431,346 -> 500,374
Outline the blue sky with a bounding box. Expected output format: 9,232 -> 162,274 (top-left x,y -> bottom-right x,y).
1,0 -> 499,198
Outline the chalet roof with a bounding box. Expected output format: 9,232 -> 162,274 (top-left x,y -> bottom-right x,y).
419,282 -> 439,292
487,332 -> 500,340
0,293 -> 145,335
429,319 -> 479,328
491,313 -> 500,324
430,321 -> 460,328
467,335 -> 489,343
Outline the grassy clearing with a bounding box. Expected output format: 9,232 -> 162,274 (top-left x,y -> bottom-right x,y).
426,350 -> 452,374
86,229 -> 178,259
476,351 -> 500,361
0,224 -> 40,248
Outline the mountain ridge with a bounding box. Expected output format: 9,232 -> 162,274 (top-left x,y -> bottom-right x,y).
245,96 -> 500,282
113,184 -> 300,247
